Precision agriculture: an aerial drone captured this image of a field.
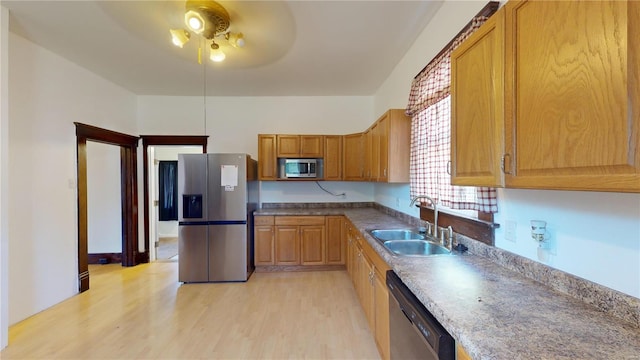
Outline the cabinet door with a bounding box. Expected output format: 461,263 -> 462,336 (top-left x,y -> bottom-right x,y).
370,124 -> 381,181
254,225 -> 274,265
451,10 -> 505,187
364,129 -> 374,180
504,0 -> 639,192
346,223 -> 356,280
300,135 -> 324,157
386,110 -> 411,183
377,115 -> 389,182
276,135 -> 300,157
374,268 -> 390,360
325,215 -> 345,265
324,135 -> 343,180
359,251 -> 375,331
258,134 -> 277,180
300,225 -> 325,265
274,226 -> 300,265
343,133 -> 365,180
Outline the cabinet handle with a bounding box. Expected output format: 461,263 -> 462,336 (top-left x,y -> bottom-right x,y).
383,168 -> 387,177
446,161 -> 451,175
501,153 -> 512,175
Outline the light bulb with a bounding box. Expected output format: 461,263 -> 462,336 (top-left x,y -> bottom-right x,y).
210,48 -> 226,62
228,32 -> 245,48
185,10 -> 204,33
170,29 -> 190,48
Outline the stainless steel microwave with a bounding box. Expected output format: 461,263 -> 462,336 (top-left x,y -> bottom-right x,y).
284,159 -> 317,178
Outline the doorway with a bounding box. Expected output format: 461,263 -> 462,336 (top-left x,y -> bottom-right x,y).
140,136 -> 208,263
75,123 -> 140,293
149,145 -> 204,262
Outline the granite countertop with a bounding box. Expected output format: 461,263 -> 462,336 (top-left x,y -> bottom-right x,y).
255,207 -> 640,359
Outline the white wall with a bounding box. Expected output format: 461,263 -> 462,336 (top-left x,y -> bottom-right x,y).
373,1 -> 640,298
138,96 -> 374,156
7,33 -> 137,325
86,142 -> 122,254
138,96 -> 377,204
261,181 -> 374,204
0,6 -> 9,350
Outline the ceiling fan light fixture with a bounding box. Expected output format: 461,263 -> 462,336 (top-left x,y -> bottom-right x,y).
173,1 -> 242,62
210,41 -> 226,62
185,10 -> 205,33
170,28 -> 191,48
227,32 -> 245,48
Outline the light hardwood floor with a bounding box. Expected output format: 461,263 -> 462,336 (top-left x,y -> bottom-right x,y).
1,263 -> 380,359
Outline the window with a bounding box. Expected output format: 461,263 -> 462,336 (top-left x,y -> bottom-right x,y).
407,7 -> 498,215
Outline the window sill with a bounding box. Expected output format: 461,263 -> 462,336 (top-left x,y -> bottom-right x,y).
418,206 -> 499,246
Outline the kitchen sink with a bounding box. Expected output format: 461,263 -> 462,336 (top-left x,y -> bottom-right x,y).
369,229 -> 425,241
383,240 -> 451,256
367,229 -> 452,256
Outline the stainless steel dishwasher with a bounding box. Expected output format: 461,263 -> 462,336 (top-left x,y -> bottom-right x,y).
387,271 -> 454,360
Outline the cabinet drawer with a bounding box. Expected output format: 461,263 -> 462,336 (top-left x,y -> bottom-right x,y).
254,216 -> 274,225
275,216 -> 325,226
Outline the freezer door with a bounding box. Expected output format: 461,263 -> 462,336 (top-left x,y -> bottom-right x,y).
178,154 -> 207,222
178,225 -> 208,283
208,154 -> 247,221
208,224 -> 248,281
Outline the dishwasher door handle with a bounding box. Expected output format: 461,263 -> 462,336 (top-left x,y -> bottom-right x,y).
400,307 -> 413,323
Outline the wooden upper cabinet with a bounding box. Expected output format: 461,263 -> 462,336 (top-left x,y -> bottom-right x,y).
451,7 -> 505,187
324,135 -> 343,180
451,1 -> 639,193
364,128 -> 374,180
276,135 -> 324,158
380,109 -> 411,183
258,134 -> 277,180
504,0 -> 639,192
343,132 -> 365,181
276,135 -> 300,157
377,115 -> 389,182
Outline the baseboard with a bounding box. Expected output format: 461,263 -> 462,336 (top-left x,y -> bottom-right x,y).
88,253 -> 122,264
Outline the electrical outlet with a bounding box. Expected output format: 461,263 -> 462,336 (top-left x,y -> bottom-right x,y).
505,220 -> 517,242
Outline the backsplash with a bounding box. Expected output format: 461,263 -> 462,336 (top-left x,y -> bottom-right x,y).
261,202 -> 375,209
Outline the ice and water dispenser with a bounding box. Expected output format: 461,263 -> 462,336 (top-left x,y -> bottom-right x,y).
182,194 -> 203,219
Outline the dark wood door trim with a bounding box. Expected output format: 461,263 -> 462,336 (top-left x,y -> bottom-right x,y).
140,135 -> 208,263
74,123 -> 140,292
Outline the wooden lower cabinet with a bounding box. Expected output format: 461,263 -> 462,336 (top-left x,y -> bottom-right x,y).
254,216 -> 275,265
275,226 -> 301,265
255,215 -> 345,268
254,226 -> 275,265
300,225 -> 325,265
326,216 -> 345,264
256,216 -> 390,360
373,267 -> 390,360
345,218 -> 391,360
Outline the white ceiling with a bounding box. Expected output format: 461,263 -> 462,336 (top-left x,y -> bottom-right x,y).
3,0 -> 443,96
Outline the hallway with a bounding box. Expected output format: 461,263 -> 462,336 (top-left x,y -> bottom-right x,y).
1,263 -> 379,359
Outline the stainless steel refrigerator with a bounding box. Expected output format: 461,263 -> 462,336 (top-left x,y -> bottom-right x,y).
177,153 -> 258,282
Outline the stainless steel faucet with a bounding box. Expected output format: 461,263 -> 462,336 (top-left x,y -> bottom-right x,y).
440,225 -> 454,250
410,195 -> 438,237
